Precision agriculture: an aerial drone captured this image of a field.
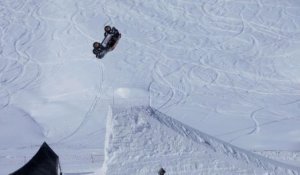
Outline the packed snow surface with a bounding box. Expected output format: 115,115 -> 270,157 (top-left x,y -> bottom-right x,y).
103,106 -> 300,175
1,0 -> 300,174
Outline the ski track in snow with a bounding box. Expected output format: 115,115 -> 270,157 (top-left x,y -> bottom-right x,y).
0,0 -> 44,133
57,61 -> 104,144
124,0 -> 300,146
229,107 -> 263,143
1,0 -> 300,174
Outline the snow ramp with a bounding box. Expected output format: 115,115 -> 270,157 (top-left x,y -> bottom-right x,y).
103,106 -> 300,175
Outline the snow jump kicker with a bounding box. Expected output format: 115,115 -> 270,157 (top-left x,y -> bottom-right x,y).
93,26 -> 121,59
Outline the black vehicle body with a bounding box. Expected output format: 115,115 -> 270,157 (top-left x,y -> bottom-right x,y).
93,26 -> 121,59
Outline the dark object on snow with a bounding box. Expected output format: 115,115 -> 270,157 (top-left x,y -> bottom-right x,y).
158,168 -> 166,175
10,142 -> 61,175
93,25 -> 121,59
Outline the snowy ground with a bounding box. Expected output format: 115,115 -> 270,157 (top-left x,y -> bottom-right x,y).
103,106 -> 300,175
1,0 -> 300,174
255,151 -> 300,167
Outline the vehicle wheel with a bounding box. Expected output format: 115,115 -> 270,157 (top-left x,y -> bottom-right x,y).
93,48 -> 100,54
104,25 -> 111,33
93,42 -> 101,48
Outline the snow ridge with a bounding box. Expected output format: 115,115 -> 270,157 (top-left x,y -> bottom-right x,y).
103,106 -> 300,175
151,107 -> 300,174
102,106 -> 113,174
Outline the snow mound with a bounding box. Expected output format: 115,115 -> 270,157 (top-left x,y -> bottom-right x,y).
103,106 -> 300,175
113,88 -> 149,107
0,106 -> 44,149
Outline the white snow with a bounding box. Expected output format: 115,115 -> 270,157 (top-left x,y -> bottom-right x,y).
1,0 -> 300,174
103,106 -> 300,175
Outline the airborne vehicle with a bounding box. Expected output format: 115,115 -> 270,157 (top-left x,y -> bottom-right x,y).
93,26 -> 121,59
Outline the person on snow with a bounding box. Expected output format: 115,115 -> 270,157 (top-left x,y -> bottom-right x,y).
158,168 -> 166,175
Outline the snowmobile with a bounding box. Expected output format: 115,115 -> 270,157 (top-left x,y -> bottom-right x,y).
93,25 -> 121,59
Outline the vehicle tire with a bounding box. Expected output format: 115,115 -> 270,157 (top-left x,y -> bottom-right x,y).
104,26 -> 111,33
93,48 -> 100,54
93,42 -> 101,48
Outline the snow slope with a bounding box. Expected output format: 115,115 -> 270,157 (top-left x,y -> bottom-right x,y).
103,106 -> 300,175
1,0 -> 300,174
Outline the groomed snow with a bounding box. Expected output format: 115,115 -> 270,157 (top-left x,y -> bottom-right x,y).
1,0 -> 300,174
